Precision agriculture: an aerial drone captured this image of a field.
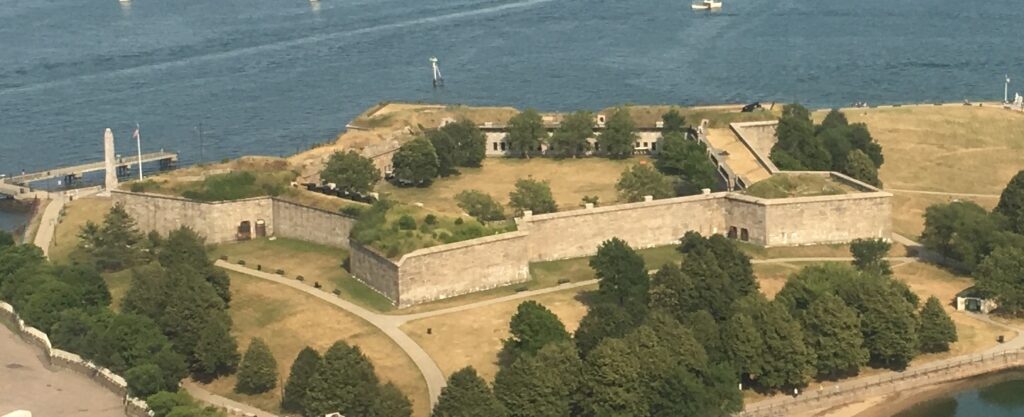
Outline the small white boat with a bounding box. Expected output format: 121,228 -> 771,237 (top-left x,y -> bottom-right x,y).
691,0 -> 722,10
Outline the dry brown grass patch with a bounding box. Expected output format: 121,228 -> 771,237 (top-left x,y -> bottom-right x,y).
48,195 -> 111,264
201,272 -> 430,417
400,289 -> 590,381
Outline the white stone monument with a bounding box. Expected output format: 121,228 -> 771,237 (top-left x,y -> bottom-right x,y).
104,128 -> 118,192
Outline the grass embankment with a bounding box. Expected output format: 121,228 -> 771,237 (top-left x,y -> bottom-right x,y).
613,105 -> 780,128
203,272 -> 430,417
351,202 -> 516,259
48,196 -> 111,264
813,105 -> 1023,238
210,238 -> 394,312
744,174 -> 856,199
378,157 -> 640,217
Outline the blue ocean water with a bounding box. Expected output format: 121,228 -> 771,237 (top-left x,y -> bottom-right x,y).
893,372 -> 1024,417
1,0 -> 1022,231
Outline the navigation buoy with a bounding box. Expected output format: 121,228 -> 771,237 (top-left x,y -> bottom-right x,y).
430,56 -> 444,88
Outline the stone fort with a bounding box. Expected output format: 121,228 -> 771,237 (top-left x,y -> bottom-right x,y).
115,118 -> 892,308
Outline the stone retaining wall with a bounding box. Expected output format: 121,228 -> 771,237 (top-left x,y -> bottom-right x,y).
0,301 -> 151,417
272,199 -> 355,248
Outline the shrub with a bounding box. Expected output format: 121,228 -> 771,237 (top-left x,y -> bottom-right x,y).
332,289 -> 342,296
275,269 -> 285,275
398,215 -> 417,230
219,255 -> 228,261
238,260 -> 246,266
455,190 -> 506,221
438,232 -> 452,242
340,205 -> 364,217
296,275 -> 305,281
424,214 -> 438,225
257,264 -> 262,271
419,223 -> 432,234
557,278 -> 571,284
509,178 -> 557,215
454,218 -> 464,225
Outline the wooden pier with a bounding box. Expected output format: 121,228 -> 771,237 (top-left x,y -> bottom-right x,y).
5,151 -> 178,185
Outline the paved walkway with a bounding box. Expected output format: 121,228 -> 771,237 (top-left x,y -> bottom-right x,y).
182,380 -> 280,417
215,254 -> 921,411
30,186 -> 102,258
215,261 -> 448,409
0,325 -> 125,417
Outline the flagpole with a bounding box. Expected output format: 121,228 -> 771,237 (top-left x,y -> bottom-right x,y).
135,123 -> 143,181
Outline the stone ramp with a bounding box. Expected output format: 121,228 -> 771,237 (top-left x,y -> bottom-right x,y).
705,128 -> 773,185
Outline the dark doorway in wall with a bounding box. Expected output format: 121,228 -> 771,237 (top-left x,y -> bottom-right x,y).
238,221 -> 252,241
728,226 -> 738,239
255,220 -> 267,238
740,228 -> 749,242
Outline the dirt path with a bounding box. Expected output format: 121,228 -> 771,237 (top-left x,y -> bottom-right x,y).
182,380 -> 280,417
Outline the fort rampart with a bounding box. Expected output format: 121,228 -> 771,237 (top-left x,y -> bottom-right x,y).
347,172 -> 891,306
0,301 -> 152,417
112,191 -> 355,248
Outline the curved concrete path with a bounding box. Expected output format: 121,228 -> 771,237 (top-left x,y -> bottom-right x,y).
182,380 -> 280,417
216,254 -> 924,411
215,260 -> 448,409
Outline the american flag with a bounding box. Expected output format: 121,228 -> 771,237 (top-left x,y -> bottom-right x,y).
132,125 -> 140,141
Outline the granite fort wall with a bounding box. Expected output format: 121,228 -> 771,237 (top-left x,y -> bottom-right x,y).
349,241 -> 401,302
112,191 -> 274,244
730,121 -> 780,174
516,193 -> 728,262
114,191 -> 354,248
0,301 -> 151,417
272,199 -> 355,248
396,231 -> 531,307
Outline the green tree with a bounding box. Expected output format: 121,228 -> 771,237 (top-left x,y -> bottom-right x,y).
995,170 -> 1024,234
918,296 -> 958,352
49,308 -> 113,354
54,265 -> 110,308
770,104 -> 832,171
392,137 -> 440,187
580,338 -> 647,417
835,274 -> 919,370
616,163 -> 675,202
79,203 -> 145,271
235,338 -> 278,394
509,178 -> 557,215
591,238 -> 649,317
661,109 -> 686,136
573,302 -> 635,357
722,312 -> 765,381
802,294 -> 868,379
494,342 -> 582,417
157,227 -> 231,305
654,132 -> 718,193
597,107 -> 638,159
374,382 -> 413,417
282,347 -> 322,413
844,149 -> 882,187
682,310 -> 723,362
191,316 -> 239,381
20,279 -> 84,331
126,364 -> 166,398
501,301 -> 570,365
756,302 -> 815,390
322,150 -> 382,193
921,201 -> 1024,272
305,341 -> 380,417
506,109 -> 546,159
851,238 -> 892,276
428,119 -> 487,175
455,190 -> 506,221
975,246 -> 1024,316
818,108 -> 849,132
549,111 -> 593,158
847,123 -> 884,168
432,367 -> 507,417
147,391 -> 195,417
648,263 -> 699,319
0,230 -> 14,247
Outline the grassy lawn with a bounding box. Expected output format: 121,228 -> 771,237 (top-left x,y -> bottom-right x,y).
892,262 -> 1005,363
48,196 -> 111,264
819,105 -> 1024,195
377,157 -> 643,217
890,192 -> 999,240
743,174 -> 856,199
202,272 -> 430,417
209,238 -> 394,312
401,288 -> 590,382
103,269 -> 133,312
